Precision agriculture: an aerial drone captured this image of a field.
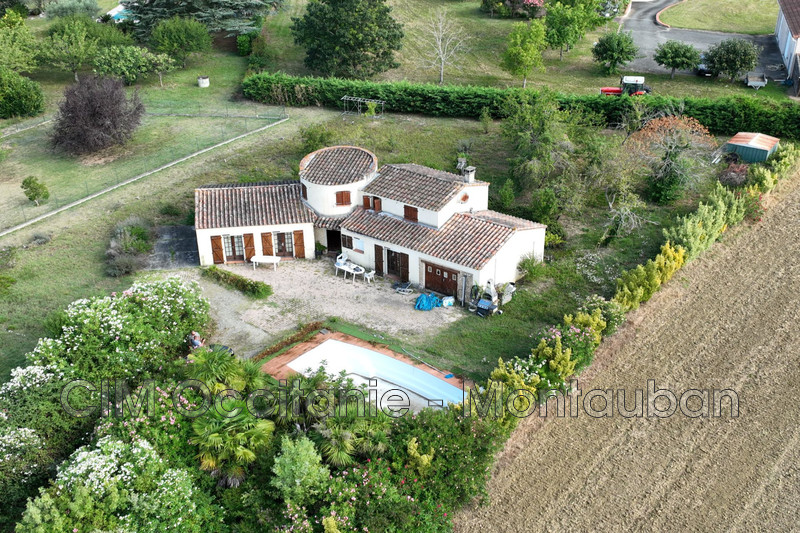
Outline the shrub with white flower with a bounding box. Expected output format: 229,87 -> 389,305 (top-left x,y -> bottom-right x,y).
0,365 -> 64,397
18,436 -> 224,532
0,427 -> 44,477
26,277 -> 209,380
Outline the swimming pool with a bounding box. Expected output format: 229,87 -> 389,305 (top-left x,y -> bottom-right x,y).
286,339 -> 464,407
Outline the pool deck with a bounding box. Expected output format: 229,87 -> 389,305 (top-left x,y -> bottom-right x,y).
260,330 -> 470,392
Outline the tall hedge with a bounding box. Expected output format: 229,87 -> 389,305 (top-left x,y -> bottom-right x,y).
242,72 -> 800,139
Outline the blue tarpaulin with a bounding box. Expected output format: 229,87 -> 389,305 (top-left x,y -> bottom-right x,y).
414,293 -> 442,311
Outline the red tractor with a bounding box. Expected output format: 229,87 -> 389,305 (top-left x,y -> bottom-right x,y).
600,76 -> 652,96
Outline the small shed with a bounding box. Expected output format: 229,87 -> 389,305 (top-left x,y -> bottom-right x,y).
724,132 -> 780,163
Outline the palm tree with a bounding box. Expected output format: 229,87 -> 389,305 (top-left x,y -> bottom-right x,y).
188,346 -> 244,393
191,398 -> 275,487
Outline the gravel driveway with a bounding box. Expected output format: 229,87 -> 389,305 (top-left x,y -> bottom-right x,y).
172,258 -> 467,358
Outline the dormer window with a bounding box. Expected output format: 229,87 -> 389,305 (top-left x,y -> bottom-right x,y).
404,205 -> 418,222
335,191 -> 351,206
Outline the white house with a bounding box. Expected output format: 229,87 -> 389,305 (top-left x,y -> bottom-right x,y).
776,0 -> 800,91
195,146 -> 546,300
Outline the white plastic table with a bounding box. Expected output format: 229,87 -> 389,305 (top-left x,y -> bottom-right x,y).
250,255 -> 281,271
336,261 -> 365,283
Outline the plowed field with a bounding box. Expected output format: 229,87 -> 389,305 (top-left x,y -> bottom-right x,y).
455,177 -> 800,532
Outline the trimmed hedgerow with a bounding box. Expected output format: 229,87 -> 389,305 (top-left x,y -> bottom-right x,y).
242,72 -> 800,139
202,265 -> 273,298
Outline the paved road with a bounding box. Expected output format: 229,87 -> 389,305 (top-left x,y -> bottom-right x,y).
622,0 -> 786,79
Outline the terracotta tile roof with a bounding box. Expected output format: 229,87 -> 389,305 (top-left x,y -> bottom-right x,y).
313,215 -> 347,230
298,146 -> 377,186
363,164 -> 489,211
195,182 -> 315,230
341,208 -> 542,270
726,132 -> 780,151
470,210 -> 547,230
780,0 -> 800,37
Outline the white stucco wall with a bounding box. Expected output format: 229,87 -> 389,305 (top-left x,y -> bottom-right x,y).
340,225 -> 545,295
434,183 -> 490,228
776,11 -> 799,72
196,223 -> 315,266
301,178 -> 369,217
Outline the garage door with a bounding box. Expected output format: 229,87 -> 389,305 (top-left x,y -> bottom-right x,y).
425,262 -> 458,296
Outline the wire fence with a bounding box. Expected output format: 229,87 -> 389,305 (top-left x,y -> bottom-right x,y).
0,111 -> 289,234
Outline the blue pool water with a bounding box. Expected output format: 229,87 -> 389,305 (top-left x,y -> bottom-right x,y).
287,339 -> 464,407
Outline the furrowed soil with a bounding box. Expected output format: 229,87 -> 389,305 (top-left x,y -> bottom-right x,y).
455,176 -> 800,531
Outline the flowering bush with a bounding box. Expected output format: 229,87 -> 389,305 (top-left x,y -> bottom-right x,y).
17,437 -> 225,532
580,294 -> 626,336
94,382 -> 199,470
26,277 -> 209,380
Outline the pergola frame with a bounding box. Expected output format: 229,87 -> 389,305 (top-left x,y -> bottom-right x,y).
341,95 -> 386,118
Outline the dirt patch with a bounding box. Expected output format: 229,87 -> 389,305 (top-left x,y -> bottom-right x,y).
454,175 -> 800,532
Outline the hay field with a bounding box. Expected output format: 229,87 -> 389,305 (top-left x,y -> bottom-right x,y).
455,177 -> 800,531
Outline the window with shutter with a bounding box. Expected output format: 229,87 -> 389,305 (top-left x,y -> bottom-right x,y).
301,183 -> 308,200
373,197 -> 382,212
404,205 -> 418,222
335,191 -> 351,206
363,196 -> 371,209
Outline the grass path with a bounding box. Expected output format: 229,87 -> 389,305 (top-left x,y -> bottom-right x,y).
659,0 -> 779,35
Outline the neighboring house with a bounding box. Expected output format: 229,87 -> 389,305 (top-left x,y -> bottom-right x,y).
776,0 -> 800,93
195,146 -> 546,300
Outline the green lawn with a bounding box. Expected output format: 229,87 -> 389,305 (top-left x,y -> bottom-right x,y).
659,0 -> 779,35
264,0 -> 790,100
1,51 -> 287,232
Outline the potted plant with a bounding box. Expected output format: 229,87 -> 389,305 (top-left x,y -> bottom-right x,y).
315,242 -> 327,258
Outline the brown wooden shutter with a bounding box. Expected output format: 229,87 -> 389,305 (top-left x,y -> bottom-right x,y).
374,244 -> 383,276
293,230 -> 305,258
363,195 -> 371,209
261,232 -> 273,255
210,236 -> 224,264
301,183 -> 308,200
399,252 -> 409,283
404,205 -> 418,222
343,191 -> 351,204
243,233 -> 255,260
373,197 -> 382,212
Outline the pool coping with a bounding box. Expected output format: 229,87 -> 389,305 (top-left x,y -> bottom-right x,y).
260,330 -> 471,394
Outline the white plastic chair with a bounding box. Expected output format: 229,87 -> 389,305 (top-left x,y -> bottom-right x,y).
364,270 -> 375,284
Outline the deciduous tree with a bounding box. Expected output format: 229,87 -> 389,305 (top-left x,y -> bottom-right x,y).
291,0 -> 404,79
653,40 -> 700,79
150,16 -> 212,67
21,176 -> 49,205
545,2 -> 580,60
591,26 -> 637,74
51,76 -> 145,155
628,115 -> 717,203
419,8 -> 470,85
704,38 -> 760,81
93,45 -> 174,84
0,11 -> 38,72
501,20 -> 546,87
42,19 -> 98,81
